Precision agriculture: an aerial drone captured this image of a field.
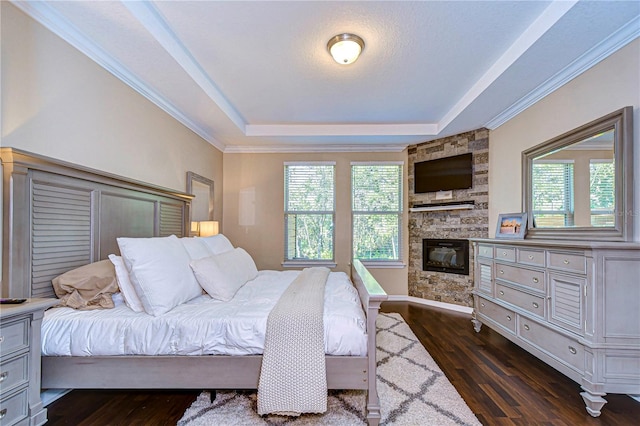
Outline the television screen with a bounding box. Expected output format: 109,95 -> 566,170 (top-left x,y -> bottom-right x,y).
414,153 -> 473,193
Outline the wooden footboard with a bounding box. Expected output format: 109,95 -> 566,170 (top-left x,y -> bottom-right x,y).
42,259 -> 387,425
351,259 -> 388,425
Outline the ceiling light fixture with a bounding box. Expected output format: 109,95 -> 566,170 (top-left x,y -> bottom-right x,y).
327,33 -> 365,65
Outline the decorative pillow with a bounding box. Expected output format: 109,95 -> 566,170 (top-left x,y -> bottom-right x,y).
190,248 -> 258,302
117,235 -> 202,316
197,234 -> 234,255
180,237 -> 213,260
108,254 -> 145,313
51,259 -> 119,310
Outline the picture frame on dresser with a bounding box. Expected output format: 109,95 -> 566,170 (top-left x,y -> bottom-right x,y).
495,213 -> 527,239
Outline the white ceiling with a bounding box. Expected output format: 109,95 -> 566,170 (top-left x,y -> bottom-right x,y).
13,1 -> 640,153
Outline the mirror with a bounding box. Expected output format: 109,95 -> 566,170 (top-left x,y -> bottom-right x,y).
522,107 -> 633,241
187,171 -> 215,235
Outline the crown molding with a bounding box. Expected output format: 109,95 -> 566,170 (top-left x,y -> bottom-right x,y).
223,143 -> 408,154
438,0 -> 578,132
485,15 -> 640,130
122,1 -> 247,132
245,123 -> 438,137
10,0 -> 226,152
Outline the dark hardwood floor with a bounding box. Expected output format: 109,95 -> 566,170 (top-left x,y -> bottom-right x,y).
45,301 -> 639,425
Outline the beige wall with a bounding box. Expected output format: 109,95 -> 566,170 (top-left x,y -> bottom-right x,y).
222,151 -> 409,296
0,3 -> 223,283
489,39 -> 640,241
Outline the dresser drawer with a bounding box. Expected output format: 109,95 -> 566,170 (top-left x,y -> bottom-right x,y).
496,283 -> 545,318
477,297 -> 516,333
478,244 -> 493,259
0,354 -> 28,395
495,247 -> 516,262
518,317 -> 585,372
495,263 -> 544,292
548,251 -> 586,274
0,387 -> 28,426
517,248 -> 545,267
0,318 -> 29,356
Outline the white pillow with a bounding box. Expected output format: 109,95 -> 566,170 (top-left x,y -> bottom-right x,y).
108,254 -> 144,313
197,234 -> 234,255
180,237 -> 213,260
190,248 -> 258,302
117,235 -> 202,316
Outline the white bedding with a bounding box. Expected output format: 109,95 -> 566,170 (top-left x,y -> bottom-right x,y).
42,270 -> 367,357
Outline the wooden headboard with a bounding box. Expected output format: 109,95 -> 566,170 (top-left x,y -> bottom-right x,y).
1,148 -> 192,298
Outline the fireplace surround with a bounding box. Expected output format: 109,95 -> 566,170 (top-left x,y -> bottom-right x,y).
408,128 -> 489,306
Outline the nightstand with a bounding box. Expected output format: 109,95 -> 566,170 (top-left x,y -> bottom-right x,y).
1,298 -> 57,426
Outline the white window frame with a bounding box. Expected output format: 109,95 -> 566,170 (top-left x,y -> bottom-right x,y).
351,161 -> 404,268
283,162 -> 336,268
532,160 -> 574,227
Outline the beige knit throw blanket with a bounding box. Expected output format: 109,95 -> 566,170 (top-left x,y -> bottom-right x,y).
257,267 -> 329,416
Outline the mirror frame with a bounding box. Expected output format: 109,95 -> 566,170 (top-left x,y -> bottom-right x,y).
186,171 -> 215,227
522,106 -> 633,242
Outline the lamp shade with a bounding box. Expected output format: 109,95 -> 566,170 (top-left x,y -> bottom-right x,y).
327,33 -> 364,65
199,221 -> 219,237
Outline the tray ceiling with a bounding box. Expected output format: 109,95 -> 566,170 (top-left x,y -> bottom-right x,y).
13,1 -> 640,152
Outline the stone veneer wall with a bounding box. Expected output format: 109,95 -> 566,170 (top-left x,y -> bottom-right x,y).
408,128 -> 489,307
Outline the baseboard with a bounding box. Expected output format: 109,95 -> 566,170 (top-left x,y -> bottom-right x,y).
386,295 -> 473,315
42,389 -> 71,406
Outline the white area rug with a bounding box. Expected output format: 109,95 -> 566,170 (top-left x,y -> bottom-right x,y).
178,313 -> 480,425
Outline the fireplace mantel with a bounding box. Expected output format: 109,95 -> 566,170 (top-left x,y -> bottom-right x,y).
410,203 -> 475,212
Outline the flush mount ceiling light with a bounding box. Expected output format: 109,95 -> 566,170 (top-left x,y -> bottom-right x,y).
327,33 -> 365,65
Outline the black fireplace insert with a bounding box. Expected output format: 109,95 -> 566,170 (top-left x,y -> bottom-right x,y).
422,238 -> 469,275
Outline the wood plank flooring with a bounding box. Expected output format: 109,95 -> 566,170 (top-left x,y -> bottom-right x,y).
45,301 -> 639,425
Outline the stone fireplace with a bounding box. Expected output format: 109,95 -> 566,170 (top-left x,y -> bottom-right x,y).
408,128 -> 489,307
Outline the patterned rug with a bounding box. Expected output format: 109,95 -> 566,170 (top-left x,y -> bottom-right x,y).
178,313 -> 480,425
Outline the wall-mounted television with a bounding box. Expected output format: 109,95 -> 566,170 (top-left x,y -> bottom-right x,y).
414,153 -> 473,193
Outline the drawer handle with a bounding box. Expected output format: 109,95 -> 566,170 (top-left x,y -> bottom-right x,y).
506,315 -> 512,321
523,324 -> 530,331
502,251 -> 508,256
532,277 -> 539,283
568,346 -> 577,355
0,336 -> 4,343
481,303 -> 485,307
563,259 -> 570,264
532,302 -> 539,309
499,290 -> 505,296
499,269 -> 504,274
528,255 -> 534,260
0,408 -> 6,419
0,371 -> 8,383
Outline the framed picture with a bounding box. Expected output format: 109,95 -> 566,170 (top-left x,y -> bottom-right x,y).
495,213 -> 527,239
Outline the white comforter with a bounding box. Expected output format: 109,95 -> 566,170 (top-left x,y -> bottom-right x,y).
42,270 -> 367,357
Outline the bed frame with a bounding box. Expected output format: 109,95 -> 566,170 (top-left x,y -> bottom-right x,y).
1,148 -> 388,425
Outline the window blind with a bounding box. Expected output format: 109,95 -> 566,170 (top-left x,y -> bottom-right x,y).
351,164 -> 402,261
590,160 -> 615,227
532,162 -> 574,227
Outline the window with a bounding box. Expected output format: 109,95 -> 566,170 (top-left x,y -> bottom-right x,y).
284,163 -> 335,262
590,159 -> 615,227
532,161 -> 574,227
352,163 -> 403,262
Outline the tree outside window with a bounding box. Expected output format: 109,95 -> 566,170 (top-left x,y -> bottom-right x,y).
352,163 -> 403,262
284,163 -> 335,261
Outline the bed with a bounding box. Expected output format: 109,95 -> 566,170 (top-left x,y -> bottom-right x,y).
0,148 -> 388,425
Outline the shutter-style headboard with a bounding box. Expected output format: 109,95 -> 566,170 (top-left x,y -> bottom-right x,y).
1,148 -> 192,298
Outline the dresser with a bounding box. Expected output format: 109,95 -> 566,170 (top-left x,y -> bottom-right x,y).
470,238 -> 640,417
1,299 -> 57,426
